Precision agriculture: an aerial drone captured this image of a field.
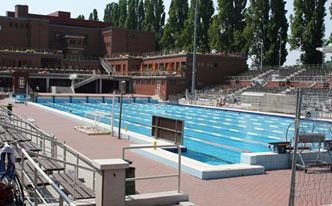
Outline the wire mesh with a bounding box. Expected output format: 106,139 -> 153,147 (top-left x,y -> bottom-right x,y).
294,167 -> 332,206
291,89 -> 332,206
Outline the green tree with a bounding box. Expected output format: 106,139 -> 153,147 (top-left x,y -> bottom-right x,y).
152,0 -> 165,49
209,0 -> 247,53
180,0 -> 196,50
330,3 -> 332,43
142,0 -> 165,49
290,0 -> 327,65
265,0 -> 288,66
244,0 -> 271,66
199,0 -> 214,52
118,0 -> 128,27
77,14 -> 85,20
104,2 -> 119,26
208,15 -> 222,51
89,9 -> 99,21
126,0 -> 138,29
161,0 -> 189,50
137,0 -> 145,30
143,0 -> 154,31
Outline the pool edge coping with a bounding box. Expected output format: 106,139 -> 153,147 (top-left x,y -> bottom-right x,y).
28,101 -> 266,179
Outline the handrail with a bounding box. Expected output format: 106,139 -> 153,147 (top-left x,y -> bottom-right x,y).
20,149 -> 76,206
122,144 -> 182,193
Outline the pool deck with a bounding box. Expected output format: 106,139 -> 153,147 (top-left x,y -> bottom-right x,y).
0,99 -> 292,206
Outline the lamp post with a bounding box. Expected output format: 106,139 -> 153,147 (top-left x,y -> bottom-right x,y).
258,41 -> 263,70
191,0 -> 199,100
118,80 -> 126,139
278,29 -> 282,68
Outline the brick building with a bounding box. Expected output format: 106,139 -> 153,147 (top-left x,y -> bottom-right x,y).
0,5 -> 155,70
106,53 -> 247,99
0,5 -> 247,99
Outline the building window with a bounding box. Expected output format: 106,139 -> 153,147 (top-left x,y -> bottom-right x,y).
0,25 -> 2,31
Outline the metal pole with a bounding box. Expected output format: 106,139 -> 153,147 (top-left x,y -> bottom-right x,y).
111,91 -> 115,136
191,0 -> 198,98
177,145 -> 182,193
279,33 -> 282,67
288,89 -> 302,206
260,42 -> 263,70
118,81 -> 125,139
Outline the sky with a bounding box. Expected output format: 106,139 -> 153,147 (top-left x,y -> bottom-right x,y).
1,0 -> 332,66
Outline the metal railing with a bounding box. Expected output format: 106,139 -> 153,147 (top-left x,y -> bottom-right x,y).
0,106 -> 98,204
19,148 -> 76,206
122,144 -> 182,193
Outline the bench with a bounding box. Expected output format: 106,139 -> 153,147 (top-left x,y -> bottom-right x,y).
15,161 -> 50,188
37,158 -> 64,174
18,141 -> 42,152
6,129 -> 30,142
52,172 -> 95,199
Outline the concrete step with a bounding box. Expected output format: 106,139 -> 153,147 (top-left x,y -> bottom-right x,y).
126,191 -> 189,206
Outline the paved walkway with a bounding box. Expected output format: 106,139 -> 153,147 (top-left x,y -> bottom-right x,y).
1,100 -> 292,206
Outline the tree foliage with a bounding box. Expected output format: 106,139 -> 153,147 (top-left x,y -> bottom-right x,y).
209,0 -> 247,53
126,0 -> 138,29
137,0 -> 145,30
118,0 -> 128,27
104,3 -> 119,26
161,0 -> 189,50
244,0 -> 289,66
330,3 -> 332,43
181,0 -> 214,52
290,0 -> 327,65
265,0 -> 288,66
244,0 -> 270,66
89,9 -> 99,21
77,14 -> 85,20
143,0 -> 165,49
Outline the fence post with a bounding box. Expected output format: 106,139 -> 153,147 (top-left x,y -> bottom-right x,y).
93,159 -> 129,206
288,89 -> 303,206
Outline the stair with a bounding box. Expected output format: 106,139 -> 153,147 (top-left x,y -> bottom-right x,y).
252,69 -> 273,81
252,70 -> 273,86
99,58 -> 112,75
286,69 -> 306,81
73,75 -> 99,89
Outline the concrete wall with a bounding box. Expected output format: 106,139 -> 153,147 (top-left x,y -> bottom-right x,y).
241,92 -> 296,114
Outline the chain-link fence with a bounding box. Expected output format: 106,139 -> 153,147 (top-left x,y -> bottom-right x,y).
289,89 -> 332,206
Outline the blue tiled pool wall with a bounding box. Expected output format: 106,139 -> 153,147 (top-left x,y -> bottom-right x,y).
36,96 -> 332,165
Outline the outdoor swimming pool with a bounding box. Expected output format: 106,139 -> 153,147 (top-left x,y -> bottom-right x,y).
36,96 -> 332,165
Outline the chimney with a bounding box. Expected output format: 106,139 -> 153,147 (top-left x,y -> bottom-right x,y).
15,5 -> 29,18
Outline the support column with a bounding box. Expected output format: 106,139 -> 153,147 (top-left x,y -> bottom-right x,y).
93,159 -> 129,206
46,78 -> 50,92
99,79 -> 103,94
95,79 -> 98,93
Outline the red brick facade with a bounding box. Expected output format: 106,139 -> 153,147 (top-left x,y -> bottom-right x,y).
0,5 -> 155,59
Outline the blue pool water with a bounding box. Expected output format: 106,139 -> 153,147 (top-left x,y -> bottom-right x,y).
37,97 -> 332,165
